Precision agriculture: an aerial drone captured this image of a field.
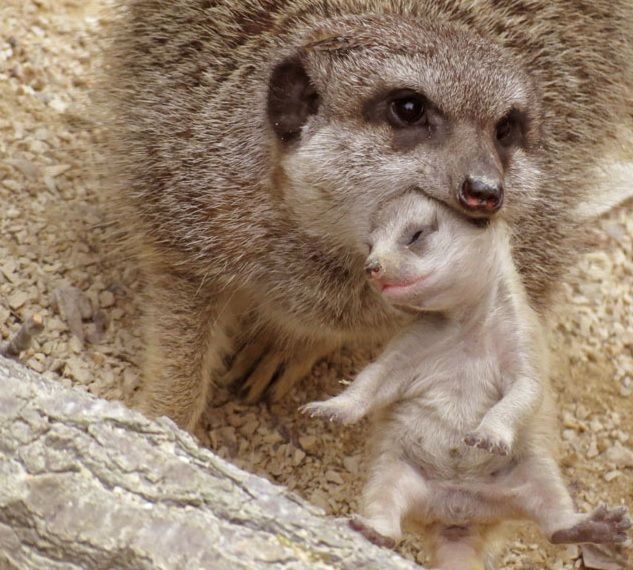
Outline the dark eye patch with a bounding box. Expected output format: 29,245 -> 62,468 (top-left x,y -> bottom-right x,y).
495,108 -> 528,149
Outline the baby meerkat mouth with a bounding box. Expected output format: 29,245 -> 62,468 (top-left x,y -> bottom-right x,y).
377,273 -> 430,298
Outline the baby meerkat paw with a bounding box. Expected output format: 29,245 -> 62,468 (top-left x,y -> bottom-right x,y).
550,505 -> 631,544
464,424 -> 513,456
349,516 -> 397,549
300,395 -> 363,425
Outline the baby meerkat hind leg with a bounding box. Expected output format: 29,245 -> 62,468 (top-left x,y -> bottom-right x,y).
549,504 -> 631,544
352,457 -> 431,547
503,454 -> 631,544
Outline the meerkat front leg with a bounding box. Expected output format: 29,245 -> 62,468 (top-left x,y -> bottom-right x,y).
267,340 -> 339,402
301,357 -> 406,424
138,272 -> 236,433
465,371 -> 543,456
302,331 -> 416,423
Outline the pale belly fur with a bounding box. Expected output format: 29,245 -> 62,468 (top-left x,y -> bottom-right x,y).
380,346 -> 516,481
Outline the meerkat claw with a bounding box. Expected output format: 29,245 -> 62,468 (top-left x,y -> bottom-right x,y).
464,434 -> 510,456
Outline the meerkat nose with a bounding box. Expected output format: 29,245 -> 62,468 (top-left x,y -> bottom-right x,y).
365,259 -> 384,280
459,176 -> 504,214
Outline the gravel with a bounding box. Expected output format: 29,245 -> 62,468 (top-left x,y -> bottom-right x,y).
1,1 -> 631,568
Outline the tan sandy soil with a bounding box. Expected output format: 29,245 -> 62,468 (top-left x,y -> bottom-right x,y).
1,1 -> 631,568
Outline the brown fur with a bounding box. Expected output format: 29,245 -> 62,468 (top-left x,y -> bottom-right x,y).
102,0 -> 633,430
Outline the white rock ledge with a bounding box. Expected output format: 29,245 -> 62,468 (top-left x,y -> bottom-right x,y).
0,356 -> 419,570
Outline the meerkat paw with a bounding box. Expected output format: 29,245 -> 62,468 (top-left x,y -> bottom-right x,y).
349,516 -> 398,549
239,350 -> 284,403
267,342 -> 336,402
228,337 -> 335,403
300,394 -> 365,425
464,424 -> 513,456
550,505 -> 631,544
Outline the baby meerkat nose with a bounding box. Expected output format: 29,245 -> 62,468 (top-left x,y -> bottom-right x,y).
459,176 -> 504,214
365,259 -> 384,280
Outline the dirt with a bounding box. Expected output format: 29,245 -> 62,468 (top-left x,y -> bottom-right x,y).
1,1 -> 631,568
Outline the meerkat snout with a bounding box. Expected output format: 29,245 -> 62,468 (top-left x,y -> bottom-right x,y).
459,176 -> 504,214
365,258 -> 384,279
364,215 -> 439,292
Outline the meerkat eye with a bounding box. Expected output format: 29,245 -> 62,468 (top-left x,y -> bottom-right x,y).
408,230 -> 423,245
496,117 -> 514,143
405,220 -> 438,246
495,109 -> 525,148
388,95 -> 427,127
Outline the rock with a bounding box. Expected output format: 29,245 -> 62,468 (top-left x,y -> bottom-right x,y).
581,544 -> 626,570
325,470 -> 345,485
52,285 -> 93,342
604,442 -> 633,468
603,470 -> 622,482
299,435 -> 318,452
343,455 -> 361,476
7,292 -> 29,310
0,356 -> 419,570
98,290 -> 115,309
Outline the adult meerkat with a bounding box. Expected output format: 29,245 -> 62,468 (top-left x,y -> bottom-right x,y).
302,192 -> 631,569
104,1 -> 633,431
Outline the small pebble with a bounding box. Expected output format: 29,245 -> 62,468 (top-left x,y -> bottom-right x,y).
604,442 -> 633,467
99,290 -> 115,308
8,291 -> 29,310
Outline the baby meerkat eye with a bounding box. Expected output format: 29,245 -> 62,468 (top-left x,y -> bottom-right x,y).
405,220 -> 438,246
409,230 -> 423,245
388,94 -> 427,128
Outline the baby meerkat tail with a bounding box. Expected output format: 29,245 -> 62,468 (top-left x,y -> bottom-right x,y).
429,523 -> 507,570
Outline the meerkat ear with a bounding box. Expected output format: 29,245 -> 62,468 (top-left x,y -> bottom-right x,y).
267,55 -> 319,144
305,34 -> 359,51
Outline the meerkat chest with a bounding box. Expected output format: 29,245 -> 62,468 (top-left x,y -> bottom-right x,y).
393,330 -> 510,478
408,326 -> 505,421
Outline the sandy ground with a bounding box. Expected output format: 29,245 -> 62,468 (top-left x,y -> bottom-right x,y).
1,1 -> 632,568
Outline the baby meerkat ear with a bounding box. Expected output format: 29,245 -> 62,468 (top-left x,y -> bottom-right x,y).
267,55 -> 319,144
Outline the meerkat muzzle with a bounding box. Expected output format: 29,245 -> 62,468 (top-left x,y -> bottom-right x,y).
365,259 -> 384,279
458,176 -> 504,214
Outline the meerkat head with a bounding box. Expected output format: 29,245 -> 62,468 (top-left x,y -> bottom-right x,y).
363,192 -> 503,312
266,15 -> 541,256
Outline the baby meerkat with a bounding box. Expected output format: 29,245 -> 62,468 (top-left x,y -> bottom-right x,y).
302,193 -> 631,569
